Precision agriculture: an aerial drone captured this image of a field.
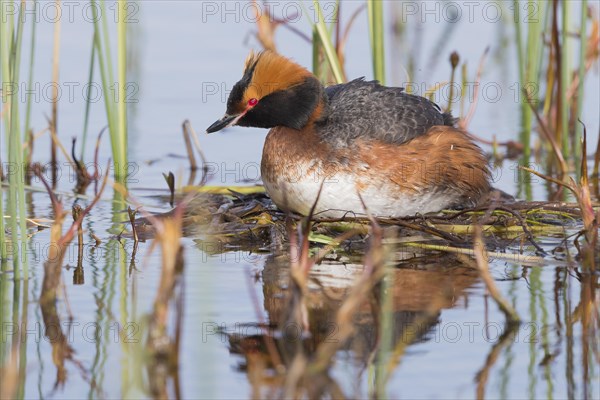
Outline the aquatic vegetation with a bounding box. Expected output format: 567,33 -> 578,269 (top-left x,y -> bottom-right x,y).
0,0 -> 598,398
0,0 -> 30,277
90,0 -> 129,182
145,204 -> 186,398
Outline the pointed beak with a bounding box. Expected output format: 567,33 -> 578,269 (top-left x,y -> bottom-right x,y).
206,114 -> 240,133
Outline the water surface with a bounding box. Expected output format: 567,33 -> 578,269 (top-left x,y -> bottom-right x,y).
1,1 -> 599,399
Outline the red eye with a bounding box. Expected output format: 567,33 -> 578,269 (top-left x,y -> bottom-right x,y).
248,98 -> 258,107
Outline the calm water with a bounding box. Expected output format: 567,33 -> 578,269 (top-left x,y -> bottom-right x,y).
1,1 -> 599,399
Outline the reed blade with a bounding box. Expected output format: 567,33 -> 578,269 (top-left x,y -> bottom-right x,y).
367,0 -> 385,84
311,0 -> 345,83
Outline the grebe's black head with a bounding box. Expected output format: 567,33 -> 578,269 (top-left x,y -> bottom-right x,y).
206,51 -> 323,133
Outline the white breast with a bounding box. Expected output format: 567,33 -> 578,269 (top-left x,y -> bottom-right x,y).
262,164 -> 456,218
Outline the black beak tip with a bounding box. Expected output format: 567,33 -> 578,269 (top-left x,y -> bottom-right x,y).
206,114 -> 237,134
206,120 -> 223,134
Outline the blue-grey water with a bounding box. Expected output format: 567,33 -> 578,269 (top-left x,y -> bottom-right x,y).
1,1 -> 599,399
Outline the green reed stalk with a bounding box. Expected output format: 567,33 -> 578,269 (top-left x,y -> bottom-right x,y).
574,0 -> 587,177
11,2 -> 29,279
523,0 -> 543,162
100,1 -> 115,90
560,0 -> 570,153
117,0 -> 128,180
311,0 -> 344,83
23,0 -> 37,163
515,0 -> 544,200
537,2 -> 550,82
90,9 -> 117,146
328,0 -> 339,37
1,1 -> 30,278
91,0 -> 129,181
367,0 -> 385,84
526,0 -> 543,134
514,1 -> 525,85
80,36 -> 96,161
15,2 -> 29,280
312,26 -> 322,79
514,0 -> 531,166
310,1 -> 342,84
0,4 -> 8,262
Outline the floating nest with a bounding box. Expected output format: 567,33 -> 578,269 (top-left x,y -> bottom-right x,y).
131,188 -> 595,266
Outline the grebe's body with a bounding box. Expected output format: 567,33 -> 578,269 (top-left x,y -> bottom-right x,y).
208,51 -> 490,218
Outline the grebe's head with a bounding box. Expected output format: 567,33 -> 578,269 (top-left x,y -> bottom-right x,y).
206,51 -> 322,133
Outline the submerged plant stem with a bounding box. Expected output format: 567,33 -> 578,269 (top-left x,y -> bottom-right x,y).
473,226 -> 521,324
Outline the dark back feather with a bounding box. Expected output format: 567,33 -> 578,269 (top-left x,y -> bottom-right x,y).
316,78 -> 454,146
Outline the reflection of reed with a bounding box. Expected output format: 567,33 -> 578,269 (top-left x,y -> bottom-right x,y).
0,277 -> 29,398
475,323 -> 519,399
89,234 -> 117,397
226,248 -> 478,396
0,344 -> 19,399
40,260 -> 75,387
470,222 -> 522,399
145,204 -> 187,399
576,273 -> 598,400
72,205 -> 84,285
264,259 -> 477,353
17,279 -> 29,399
36,164 -> 108,389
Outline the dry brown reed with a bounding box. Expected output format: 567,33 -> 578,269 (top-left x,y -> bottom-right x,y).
472,225 -> 521,324
50,0 -> 61,186
182,120 -> 209,187
521,123 -> 598,271
34,160 -> 109,388
0,346 -> 19,399
274,194 -> 394,397
142,198 -> 190,399
162,172 -> 175,207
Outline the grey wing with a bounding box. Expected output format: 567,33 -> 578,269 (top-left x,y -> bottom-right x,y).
319,78 -> 453,145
